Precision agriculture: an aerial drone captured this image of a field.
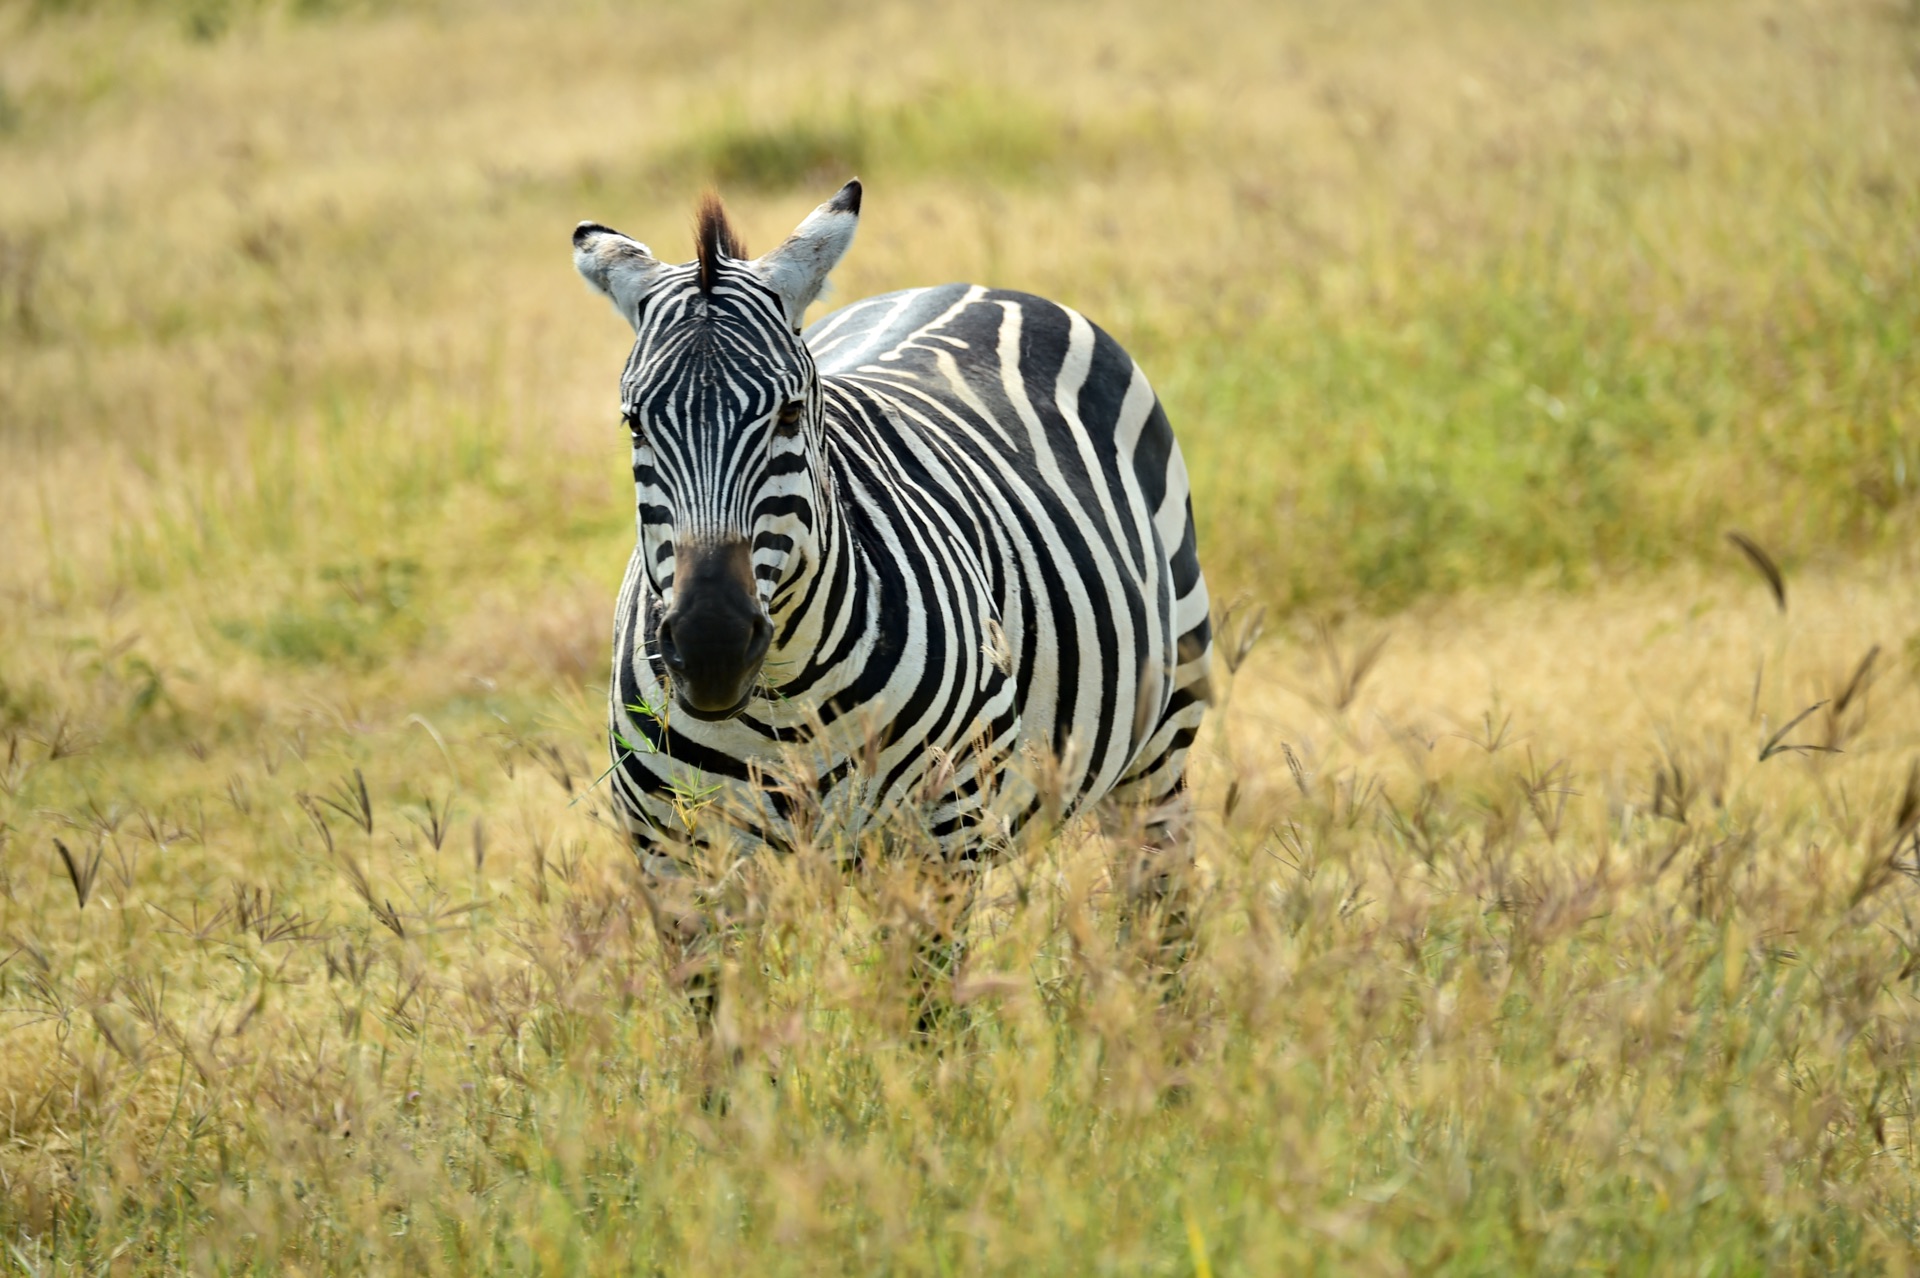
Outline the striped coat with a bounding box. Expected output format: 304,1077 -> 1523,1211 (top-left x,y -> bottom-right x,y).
574,182 -> 1211,872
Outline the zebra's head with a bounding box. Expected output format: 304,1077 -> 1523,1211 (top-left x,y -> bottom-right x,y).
573,180 -> 861,721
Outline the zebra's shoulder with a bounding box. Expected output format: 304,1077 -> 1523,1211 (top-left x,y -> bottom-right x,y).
805,284 -> 969,369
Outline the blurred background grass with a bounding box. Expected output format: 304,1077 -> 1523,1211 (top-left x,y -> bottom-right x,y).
4,0 -> 1920,1272
4,0 -> 1915,626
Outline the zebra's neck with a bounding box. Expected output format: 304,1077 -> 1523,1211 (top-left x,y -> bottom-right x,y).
760,415 -> 868,704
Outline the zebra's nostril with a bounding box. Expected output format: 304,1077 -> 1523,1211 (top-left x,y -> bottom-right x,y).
656,620 -> 686,674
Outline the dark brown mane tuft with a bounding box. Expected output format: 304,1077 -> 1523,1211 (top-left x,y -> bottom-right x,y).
693,192 -> 746,295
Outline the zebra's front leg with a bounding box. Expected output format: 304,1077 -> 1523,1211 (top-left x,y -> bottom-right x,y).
637,865 -> 750,1115
632,852 -> 722,1034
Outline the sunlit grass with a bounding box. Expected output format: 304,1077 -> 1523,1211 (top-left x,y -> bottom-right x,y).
3,0 -> 1920,1271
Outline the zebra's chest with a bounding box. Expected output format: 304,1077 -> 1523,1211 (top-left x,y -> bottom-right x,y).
622,558 -> 1020,847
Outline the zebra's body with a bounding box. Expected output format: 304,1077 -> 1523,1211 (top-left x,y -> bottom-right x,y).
605,280 -> 1213,862
574,179 -> 1211,950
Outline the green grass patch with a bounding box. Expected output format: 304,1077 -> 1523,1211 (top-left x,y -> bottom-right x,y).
215,557 -> 424,667
1156,211 -> 1917,609
661,87 -> 1147,193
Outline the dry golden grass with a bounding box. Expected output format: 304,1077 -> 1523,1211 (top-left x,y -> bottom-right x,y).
3,547 -> 1919,1272
3,0 -> 1920,1271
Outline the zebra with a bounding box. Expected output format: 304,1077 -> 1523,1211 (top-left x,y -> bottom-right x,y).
572,180 -> 1212,1015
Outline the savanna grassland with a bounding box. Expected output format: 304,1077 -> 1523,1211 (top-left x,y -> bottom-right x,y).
3,0 -> 1920,1271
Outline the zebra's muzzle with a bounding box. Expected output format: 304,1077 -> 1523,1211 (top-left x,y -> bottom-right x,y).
655,538 -> 772,721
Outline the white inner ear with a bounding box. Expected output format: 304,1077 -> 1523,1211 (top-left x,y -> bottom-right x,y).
752,183 -> 861,330
574,223 -> 662,331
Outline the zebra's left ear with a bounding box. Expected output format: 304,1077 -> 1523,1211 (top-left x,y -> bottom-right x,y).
574,221 -> 662,330
752,179 -> 861,331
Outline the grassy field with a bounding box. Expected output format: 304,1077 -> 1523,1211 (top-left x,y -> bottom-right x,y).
3,0 -> 1920,1270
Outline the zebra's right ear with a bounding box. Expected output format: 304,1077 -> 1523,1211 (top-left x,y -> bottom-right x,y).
574,222 -> 662,330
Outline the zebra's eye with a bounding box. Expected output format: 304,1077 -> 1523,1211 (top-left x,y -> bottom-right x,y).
622,410 -> 646,445
773,402 -> 804,440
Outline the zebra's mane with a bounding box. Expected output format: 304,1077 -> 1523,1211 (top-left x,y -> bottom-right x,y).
693,193 -> 746,296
